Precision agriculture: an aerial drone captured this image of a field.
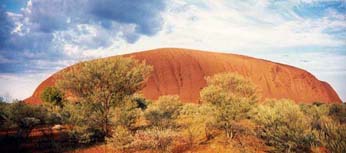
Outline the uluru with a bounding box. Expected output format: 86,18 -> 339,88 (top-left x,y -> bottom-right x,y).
24,48 -> 342,104
2,1 -> 346,152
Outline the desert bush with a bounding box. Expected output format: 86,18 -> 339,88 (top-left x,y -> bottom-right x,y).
300,104 -> 329,120
300,103 -> 330,129
132,93 -> 150,110
116,109 -> 141,130
62,97 -> 145,144
177,103 -> 217,146
155,95 -> 182,118
4,101 -> 58,127
0,101 -> 61,142
40,86 -> 64,108
144,95 -> 182,128
300,103 -> 346,153
60,102 -> 105,144
200,73 -> 257,139
131,128 -> 178,152
107,125 -> 134,150
0,101 -> 10,129
317,117 -> 346,153
251,99 -> 317,152
16,117 -> 40,139
202,73 -> 258,101
109,95 -> 180,152
114,98 -> 143,130
328,103 -> 346,123
144,107 -> 162,126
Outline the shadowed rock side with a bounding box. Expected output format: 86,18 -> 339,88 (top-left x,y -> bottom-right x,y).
24,48 -> 342,104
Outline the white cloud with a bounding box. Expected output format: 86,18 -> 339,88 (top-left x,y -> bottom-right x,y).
0,72 -> 51,101
1,0 -> 345,101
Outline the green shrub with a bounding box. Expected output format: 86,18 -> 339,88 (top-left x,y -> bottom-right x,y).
300,103 -> 329,129
251,99 -> 317,152
202,73 -> 258,102
16,117 -> 40,139
131,128 -> 178,152
107,125 -> 134,150
177,103 -> 217,146
115,99 -> 142,130
0,101 -> 61,141
131,94 -> 150,110
40,86 -> 63,108
60,102 -> 105,144
0,101 -> 10,129
328,103 -> 346,124
317,117 -> 346,153
3,101 -> 58,128
144,95 -> 182,128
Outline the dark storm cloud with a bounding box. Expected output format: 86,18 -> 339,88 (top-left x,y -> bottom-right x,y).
0,0 -> 168,73
0,7 -> 13,47
89,0 -> 166,35
23,0 -> 166,41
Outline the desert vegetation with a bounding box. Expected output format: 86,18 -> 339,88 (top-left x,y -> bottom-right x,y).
1,57 -> 345,152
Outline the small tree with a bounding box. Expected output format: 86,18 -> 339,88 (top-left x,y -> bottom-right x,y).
57,56 -> 152,140
200,73 -> 257,139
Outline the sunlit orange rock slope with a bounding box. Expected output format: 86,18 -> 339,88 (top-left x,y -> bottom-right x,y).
25,48 -> 341,104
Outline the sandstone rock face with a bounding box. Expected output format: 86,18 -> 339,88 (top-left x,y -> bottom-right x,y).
25,48 -> 342,104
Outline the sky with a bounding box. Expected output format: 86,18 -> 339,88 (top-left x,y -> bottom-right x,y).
0,0 -> 345,102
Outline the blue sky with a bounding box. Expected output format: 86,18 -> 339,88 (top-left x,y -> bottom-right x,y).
0,0 -> 345,102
